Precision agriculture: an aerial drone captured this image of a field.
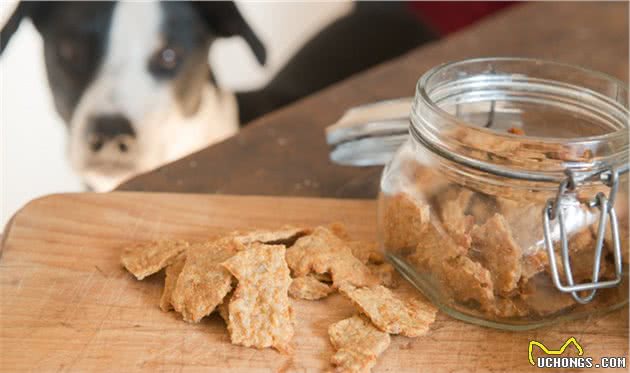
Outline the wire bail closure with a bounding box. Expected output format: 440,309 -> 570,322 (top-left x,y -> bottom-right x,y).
543,167 -> 624,304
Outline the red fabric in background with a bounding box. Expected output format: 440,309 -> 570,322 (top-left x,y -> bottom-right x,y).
409,2 -> 516,36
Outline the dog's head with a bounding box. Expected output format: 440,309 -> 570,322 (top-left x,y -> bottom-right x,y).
1,1 -> 265,191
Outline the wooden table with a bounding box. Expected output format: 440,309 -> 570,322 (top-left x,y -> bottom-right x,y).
117,2 -> 629,198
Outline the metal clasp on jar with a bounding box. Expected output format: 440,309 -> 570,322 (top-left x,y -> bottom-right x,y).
543,166 -> 627,304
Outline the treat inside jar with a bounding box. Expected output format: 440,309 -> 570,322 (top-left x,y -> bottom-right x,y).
380,157 -> 627,322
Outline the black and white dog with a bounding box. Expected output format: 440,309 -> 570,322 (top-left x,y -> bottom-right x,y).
1,1 -> 433,191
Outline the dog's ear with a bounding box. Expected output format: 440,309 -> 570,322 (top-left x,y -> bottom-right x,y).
0,2 -> 29,55
0,1 -> 51,55
192,2 -> 266,65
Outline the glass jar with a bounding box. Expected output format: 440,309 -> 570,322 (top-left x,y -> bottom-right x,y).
378,58 -> 629,330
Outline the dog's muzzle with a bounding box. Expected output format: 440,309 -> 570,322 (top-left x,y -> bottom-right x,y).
79,114 -> 139,191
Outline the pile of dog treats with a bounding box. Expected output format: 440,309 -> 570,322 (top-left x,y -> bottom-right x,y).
381,165 -> 627,319
121,224 -> 437,372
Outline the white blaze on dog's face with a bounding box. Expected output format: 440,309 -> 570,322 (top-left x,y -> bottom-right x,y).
0,1 -> 266,192
70,2 -> 239,191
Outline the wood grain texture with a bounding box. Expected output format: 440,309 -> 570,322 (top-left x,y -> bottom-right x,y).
0,193 -> 627,372
117,2 -> 628,199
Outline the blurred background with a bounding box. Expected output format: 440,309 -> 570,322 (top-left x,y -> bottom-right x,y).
0,1 -> 513,228
0,1 -> 355,228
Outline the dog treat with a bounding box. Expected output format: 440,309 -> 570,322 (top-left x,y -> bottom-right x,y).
328,315 -> 391,373
467,192 -> 498,224
331,349 -> 376,373
368,263 -> 399,289
286,227 -> 379,288
171,238 -> 241,323
452,126 -> 522,157
330,223 -> 386,265
471,214 -> 523,295
230,226 -> 311,247
489,297 -> 530,319
497,198 -> 547,254
381,193 -> 431,253
520,250 -> 548,284
408,222 -> 467,268
222,243 -> 294,353
520,276 -> 576,316
313,272 -> 334,283
409,229 -> 495,309
440,255 -> 495,309
339,285 -> 437,337
450,126 -> 596,167
408,161 -> 451,200
289,275 -> 334,300
408,233 -> 495,309
160,254 -> 186,312
524,293 -> 576,317
217,291 -> 232,323
433,187 -> 475,248
120,239 -> 189,280
348,240 -> 385,265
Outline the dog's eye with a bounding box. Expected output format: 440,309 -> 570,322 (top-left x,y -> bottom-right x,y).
149,46 -> 182,77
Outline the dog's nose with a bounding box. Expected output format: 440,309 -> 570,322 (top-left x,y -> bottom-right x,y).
86,115 -> 136,153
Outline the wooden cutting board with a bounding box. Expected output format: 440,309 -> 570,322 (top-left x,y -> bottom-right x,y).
1,193 -> 627,372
